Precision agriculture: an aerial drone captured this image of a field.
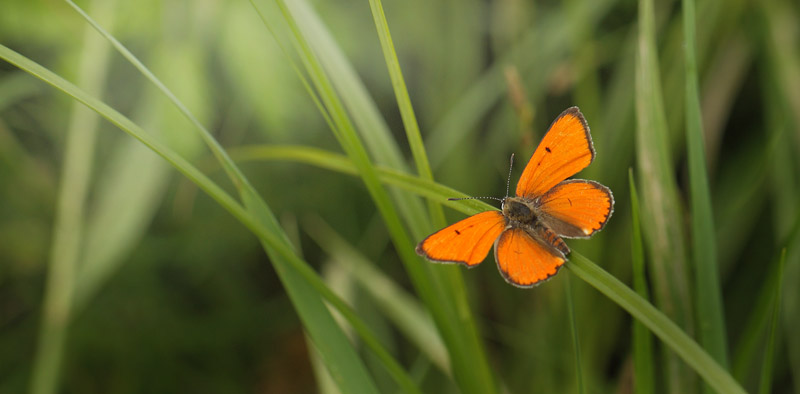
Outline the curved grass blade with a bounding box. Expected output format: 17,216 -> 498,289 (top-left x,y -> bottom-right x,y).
567,253 -> 745,394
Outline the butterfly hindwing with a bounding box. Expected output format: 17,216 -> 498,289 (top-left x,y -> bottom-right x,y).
494,227 -> 565,287
416,211 -> 506,266
537,179 -> 614,238
515,107 -> 595,199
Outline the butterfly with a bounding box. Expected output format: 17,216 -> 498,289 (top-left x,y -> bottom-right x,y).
415,107 -> 614,288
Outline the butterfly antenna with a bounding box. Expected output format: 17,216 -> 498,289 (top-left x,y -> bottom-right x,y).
448,196 -> 504,202
505,153 -> 515,198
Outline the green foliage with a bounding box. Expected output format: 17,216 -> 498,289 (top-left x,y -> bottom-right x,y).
1,0 -> 798,393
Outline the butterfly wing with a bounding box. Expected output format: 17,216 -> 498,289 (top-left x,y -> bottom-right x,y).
416,211 -> 506,266
537,179 -> 614,238
494,227 -> 566,287
515,107 -> 595,198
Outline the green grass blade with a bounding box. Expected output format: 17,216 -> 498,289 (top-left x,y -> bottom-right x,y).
366,0 -> 439,224
682,0 -> 729,371
0,39 -> 382,394
28,2 -> 115,391
304,216 -> 450,374
567,252 -> 745,394
565,274 -> 585,394
731,249 -> 786,384
635,0 -> 693,389
629,169 -> 655,394
758,249 -> 786,394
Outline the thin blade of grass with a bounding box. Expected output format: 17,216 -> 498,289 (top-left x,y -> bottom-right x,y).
682,0 -> 729,372
629,169 -> 655,394
731,248 -> 787,384
758,249 -> 786,394
636,0 -> 693,390
366,0 -> 439,225
29,2 -> 115,392
565,274 -> 585,394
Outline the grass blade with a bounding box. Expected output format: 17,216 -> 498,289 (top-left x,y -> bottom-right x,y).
29,2 -> 115,392
635,0 -> 693,390
366,0 -> 439,225
682,0 -> 729,371
565,274 -> 585,394
758,249 -> 786,394
629,169 -> 655,394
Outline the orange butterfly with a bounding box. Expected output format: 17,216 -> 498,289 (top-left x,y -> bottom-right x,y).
416,107 -> 614,287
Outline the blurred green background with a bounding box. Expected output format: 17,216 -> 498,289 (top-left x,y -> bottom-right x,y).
1,0 -> 799,393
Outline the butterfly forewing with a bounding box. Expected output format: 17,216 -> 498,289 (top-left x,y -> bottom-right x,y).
416,211 -> 506,266
515,107 -> 595,198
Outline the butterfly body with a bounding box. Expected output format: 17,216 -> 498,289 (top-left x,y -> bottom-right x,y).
501,196 -> 570,256
417,107 -> 614,288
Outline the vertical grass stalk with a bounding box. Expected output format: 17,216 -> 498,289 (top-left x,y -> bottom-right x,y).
30,2 -> 115,392
758,249 -> 786,394
635,0 -> 694,390
682,0 -> 729,373
629,169 -> 655,394
566,274 -> 585,394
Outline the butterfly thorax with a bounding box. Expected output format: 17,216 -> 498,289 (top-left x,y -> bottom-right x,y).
502,196 -> 570,256
502,197 -> 539,226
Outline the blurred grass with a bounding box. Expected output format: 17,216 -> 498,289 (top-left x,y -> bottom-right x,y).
1,0 -> 799,393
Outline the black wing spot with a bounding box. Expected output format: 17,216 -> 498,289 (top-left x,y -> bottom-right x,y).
454,229 -> 461,235
545,147 -> 552,153
567,198 -> 573,206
